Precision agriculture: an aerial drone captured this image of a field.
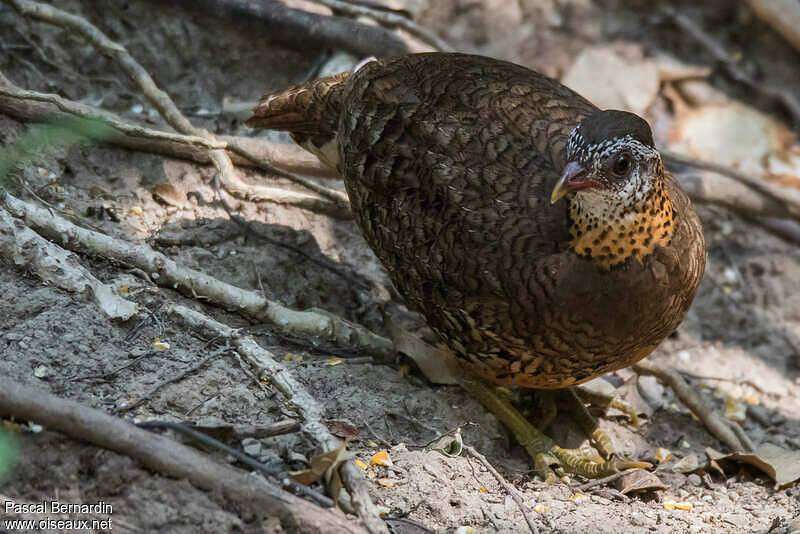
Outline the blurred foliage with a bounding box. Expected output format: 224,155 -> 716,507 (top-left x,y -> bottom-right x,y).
0,426 -> 19,482
0,116 -> 114,190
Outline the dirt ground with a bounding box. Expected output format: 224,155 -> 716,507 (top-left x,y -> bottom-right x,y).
1,0 -> 799,533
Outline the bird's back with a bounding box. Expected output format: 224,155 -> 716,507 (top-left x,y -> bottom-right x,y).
336,54 -> 598,315
248,53 -> 704,389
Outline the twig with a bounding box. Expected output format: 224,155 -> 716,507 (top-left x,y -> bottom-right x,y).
0,76 -> 223,149
307,0 -> 452,51
575,468 -> 638,492
0,72 -> 347,216
232,351 -> 274,398
2,192 -> 394,359
675,370 -> 767,394
0,74 -> 333,178
167,304 -> 390,534
115,345 -> 231,414
362,417 -> 393,448
745,0 -> 800,53
660,6 -> 800,125
664,151 -> 800,219
136,420 -> 333,508
166,0 -> 410,58
2,0 -> 348,216
71,351 -> 155,382
225,141 -> 352,214
189,419 -> 302,440
123,303 -> 165,343
462,445 -> 539,534
632,360 -> 751,452
0,378 -> 366,533
0,208 -> 137,320
750,217 -> 800,246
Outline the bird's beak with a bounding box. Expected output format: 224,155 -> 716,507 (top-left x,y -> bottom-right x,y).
550,161 -> 598,204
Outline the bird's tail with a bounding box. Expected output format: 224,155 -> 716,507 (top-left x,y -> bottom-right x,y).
246,71 -> 350,168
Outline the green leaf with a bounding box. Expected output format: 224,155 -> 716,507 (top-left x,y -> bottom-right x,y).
0,115 -> 115,190
0,428 -> 19,482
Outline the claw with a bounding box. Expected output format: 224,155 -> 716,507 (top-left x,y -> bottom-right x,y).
551,447 -> 653,478
461,378 -> 652,482
608,398 -> 640,428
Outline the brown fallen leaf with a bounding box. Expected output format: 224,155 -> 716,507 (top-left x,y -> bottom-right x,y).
327,419 -> 360,441
671,104 -> 800,174
706,444 -> 800,488
289,441 -> 353,504
151,183 -> 186,208
669,453 -> 701,474
616,468 -> 669,495
387,319 -> 459,385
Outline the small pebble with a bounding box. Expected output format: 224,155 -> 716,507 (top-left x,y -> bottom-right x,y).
590,495 -> 611,505
686,474 -> 702,486
241,438 -> 262,457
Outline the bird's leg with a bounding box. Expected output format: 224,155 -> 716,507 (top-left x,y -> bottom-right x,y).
534,390 -> 558,431
573,386 -> 640,428
555,388 -> 647,467
459,377 -> 651,482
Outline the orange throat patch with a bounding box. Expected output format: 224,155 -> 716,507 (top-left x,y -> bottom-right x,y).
568,187 -> 675,269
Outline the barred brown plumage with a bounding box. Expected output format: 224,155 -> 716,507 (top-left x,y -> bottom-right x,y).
248,52 -> 706,479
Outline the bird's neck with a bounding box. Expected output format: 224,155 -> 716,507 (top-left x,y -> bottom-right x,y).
567,183 -> 675,269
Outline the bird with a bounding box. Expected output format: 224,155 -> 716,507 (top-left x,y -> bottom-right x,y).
247,52 -> 706,480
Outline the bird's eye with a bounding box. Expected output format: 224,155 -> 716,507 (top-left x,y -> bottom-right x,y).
611,152 -> 632,178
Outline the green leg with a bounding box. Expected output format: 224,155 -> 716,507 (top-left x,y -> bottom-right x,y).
573,386 -> 640,427
460,378 -> 651,482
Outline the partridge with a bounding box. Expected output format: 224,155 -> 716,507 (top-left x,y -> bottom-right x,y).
248,53 -> 706,479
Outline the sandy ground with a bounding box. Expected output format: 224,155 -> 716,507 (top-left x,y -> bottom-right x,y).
1,0 -> 799,533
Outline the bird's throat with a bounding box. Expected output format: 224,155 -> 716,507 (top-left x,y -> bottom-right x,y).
568,186 -> 675,269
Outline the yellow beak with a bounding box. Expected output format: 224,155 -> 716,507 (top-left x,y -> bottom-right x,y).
550,161 -> 588,204
550,175 -> 570,204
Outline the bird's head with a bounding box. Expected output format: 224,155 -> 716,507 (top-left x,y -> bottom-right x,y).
552,110 -> 674,267
551,110 -> 663,210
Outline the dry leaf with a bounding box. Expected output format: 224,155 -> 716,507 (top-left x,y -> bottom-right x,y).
671,104 -> 800,174
670,454 -> 700,474
387,319 -> 459,385
616,468 -> 668,495
289,467 -> 319,487
707,444 -> 800,488
425,428 -> 463,458
327,419 -> 360,441
289,442 -> 353,504
562,46 -> 659,116
151,183 -> 185,208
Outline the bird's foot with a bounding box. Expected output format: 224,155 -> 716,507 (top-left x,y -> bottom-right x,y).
460,378 -> 652,483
